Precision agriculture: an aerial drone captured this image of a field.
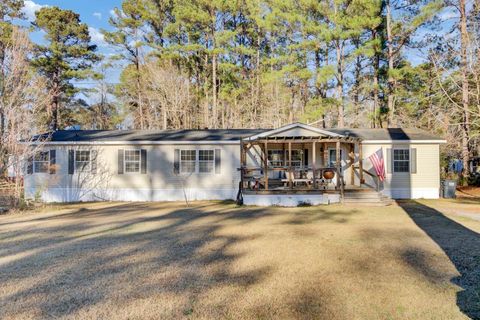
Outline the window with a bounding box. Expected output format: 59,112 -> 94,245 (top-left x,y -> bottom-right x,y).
75,150 -> 91,172
268,150 -> 284,167
125,150 -> 141,173
180,150 -> 196,173
393,149 -> 410,173
199,150 -> 214,173
267,149 -> 303,167
328,149 -> 343,167
33,151 -> 49,173
290,150 -> 303,168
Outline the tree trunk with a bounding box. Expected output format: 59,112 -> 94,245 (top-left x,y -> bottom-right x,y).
460,0 -> 471,176
386,0 -> 395,127
212,51 -> 217,128
51,70 -> 60,131
335,40 -> 344,127
372,30 -> 380,129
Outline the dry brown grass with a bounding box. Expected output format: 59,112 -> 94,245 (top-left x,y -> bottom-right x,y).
0,200 -> 479,320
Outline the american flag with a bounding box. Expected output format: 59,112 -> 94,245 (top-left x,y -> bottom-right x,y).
368,149 -> 386,182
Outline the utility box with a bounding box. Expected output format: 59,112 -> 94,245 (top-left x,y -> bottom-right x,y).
442,180 -> 457,198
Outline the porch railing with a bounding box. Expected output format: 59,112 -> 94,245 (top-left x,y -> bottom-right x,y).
240,166 -> 344,192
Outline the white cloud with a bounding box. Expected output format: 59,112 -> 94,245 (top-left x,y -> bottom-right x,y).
22,0 -> 47,22
93,12 -> 102,20
109,9 -> 116,17
88,27 -> 106,46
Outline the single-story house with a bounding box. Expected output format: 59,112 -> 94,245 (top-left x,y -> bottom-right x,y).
25,122 -> 446,206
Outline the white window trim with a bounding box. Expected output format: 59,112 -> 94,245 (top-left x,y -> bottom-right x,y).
33,151 -> 50,174
392,148 -> 410,174
198,149 -> 215,174
75,150 -> 92,173
179,149 -> 217,175
328,148 -> 343,168
180,149 -> 197,174
124,149 -> 141,174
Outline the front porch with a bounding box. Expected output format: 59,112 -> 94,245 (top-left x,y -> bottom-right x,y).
238,123 -> 372,205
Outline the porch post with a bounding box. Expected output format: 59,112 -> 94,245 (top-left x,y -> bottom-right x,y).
349,143 -> 355,185
359,142 -> 364,186
323,143 -> 328,167
240,140 -> 245,189
288,141 -> 293,189
336,140 -> 341,190
264,141 -> 269,191
312,141 -> 317,189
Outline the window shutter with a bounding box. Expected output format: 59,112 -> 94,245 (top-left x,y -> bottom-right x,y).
91,150 -> 98,174
49,149 -> 56,174
304,149 -> 308,167
68,150 -> 75,174
215,149 -> 221,174
386,148 -> 392,174
141,149 -> 147,174
118,149 -> 124,174
27,156 -> 33,174
174,149 -> 180,174
410,148 -> 417,174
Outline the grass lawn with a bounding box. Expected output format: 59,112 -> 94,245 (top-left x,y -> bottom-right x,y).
0,199 -> 479,320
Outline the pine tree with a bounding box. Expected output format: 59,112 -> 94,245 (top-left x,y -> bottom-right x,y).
31,6 -> 100,130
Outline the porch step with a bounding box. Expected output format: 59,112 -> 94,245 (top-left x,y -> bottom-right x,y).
343,190 -> 392,206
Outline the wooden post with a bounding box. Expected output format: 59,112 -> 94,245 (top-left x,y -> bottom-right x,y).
312,141 -> 317,189
349,143 -> 355,185
323,143 -> 328,167
359,142 -> 364,186
264,141 -> 268,190
240,140 -> 245,189
336,140 -> 341,190
288,141 -> 293,189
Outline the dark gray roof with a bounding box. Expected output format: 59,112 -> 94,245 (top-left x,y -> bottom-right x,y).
328,128 -> 444,141
34,127 -> 444,142
33,129 -> 269,142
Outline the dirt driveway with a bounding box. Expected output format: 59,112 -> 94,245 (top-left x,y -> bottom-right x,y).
0,200 -> 479,319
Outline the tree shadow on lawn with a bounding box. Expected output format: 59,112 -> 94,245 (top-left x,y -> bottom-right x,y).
398,200 -> 480,320
0,202 -> 352,319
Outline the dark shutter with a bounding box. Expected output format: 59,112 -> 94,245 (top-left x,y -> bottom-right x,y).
174,149 -> 180,174
386,148 -> 392,174
215,149 -> 221,174
49,149 -> 56,174
141,149 -> 147,174
410,148 -> 417,174
304,149 -> 309,167
118,149 -> 124,174
68,150 -> 75,174
91,150 -> 98,174
27,156 -> 33,174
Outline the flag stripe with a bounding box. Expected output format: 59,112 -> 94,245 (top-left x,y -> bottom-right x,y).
368,149 -> 385,182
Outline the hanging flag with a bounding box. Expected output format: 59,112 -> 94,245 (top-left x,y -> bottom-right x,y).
368,149 -> 386,182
